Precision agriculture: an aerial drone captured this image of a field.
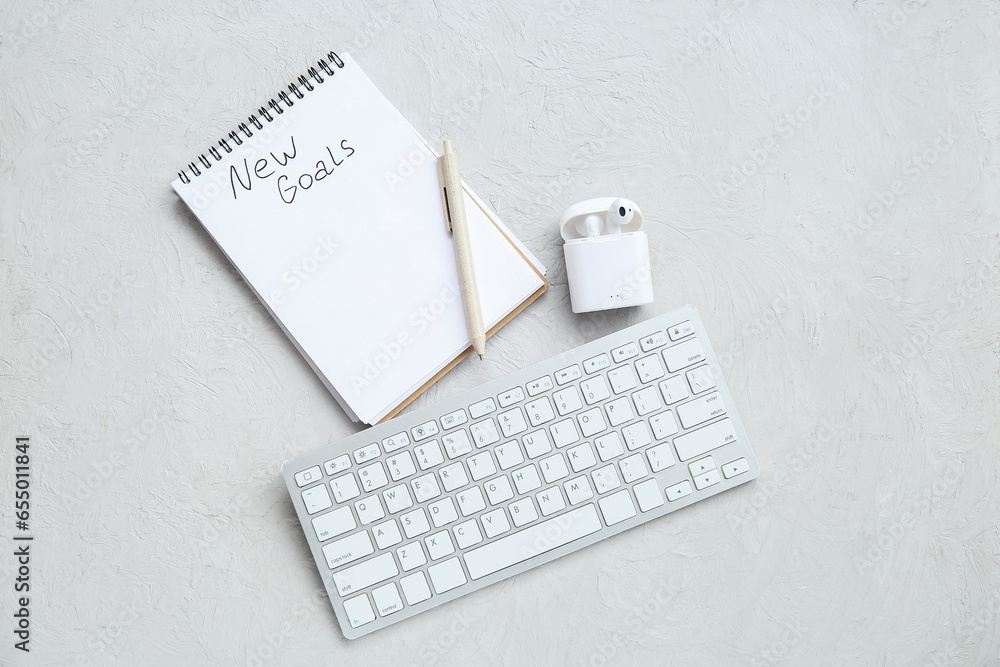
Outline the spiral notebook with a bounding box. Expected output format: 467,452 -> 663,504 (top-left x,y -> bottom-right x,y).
171,52 -> 547,425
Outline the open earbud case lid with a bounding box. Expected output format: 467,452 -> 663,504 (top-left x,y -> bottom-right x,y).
560,197 -> 644,241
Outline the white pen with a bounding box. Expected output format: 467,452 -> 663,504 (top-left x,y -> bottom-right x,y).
437,139 -> 486,359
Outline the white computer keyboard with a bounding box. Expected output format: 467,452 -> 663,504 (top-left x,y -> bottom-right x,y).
281,305 -> 759,639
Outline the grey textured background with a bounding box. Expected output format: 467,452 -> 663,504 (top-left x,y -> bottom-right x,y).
2,0 -> 999,665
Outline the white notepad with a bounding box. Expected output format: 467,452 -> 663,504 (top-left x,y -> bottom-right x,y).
172,53 -> 546,424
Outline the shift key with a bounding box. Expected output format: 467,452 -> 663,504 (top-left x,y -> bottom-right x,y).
673,418 -> 737,461
333,552 -> 398,597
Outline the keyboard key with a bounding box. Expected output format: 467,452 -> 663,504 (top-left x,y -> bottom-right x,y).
555,364 -> 583,385
344,594 -> 376,628
536,487 -> 566,516
467,452 -> 497,481
383,484 -> 414,513
646,443 -> 675,472
428,497 -> 459,527
386,452 -> 416,481
464,505 -> 601,580
485,475 -> 515,505
632,386 -> 662,416
441,409 -> 468,429
640,331 -> 668,351
539,453 -> 570,483
302,484 -> 333,514
677,391 -> 727,429
469,397 -> 497,419
454,519 -> 483,549
722,457 -> 750,479
509,497 -> 538,527
584,353 -> 611,373
330,474 -> 361,503
512,464 -> 542,494
456,487 -> 487,516
411,473 -> 441,502
688,456 -> 716,476
592,464 -> 621,494
312,506 -> 356,541
358,462 -> 389,492
371,582 -> 404,617
595,432 -> 624,462
381,432 -> 410,453
495,442 -> 525,470
425,531 -> 455,560
658,375 -> 690,404
498,408 -> 528,437
577,407 -> 607,437
400,508 -> 430,538
414,441 -> 445,470
524,397 -> 556,426
428,557 -> 467,593
498,387 -> 525,408
322,531 -> 374,569
598,489 -> 636,525
564,476 -> 594,504
693,469 -> 721,490
665,480 -> 693,501
522,430 -> 553,458
526,375 -> 554,396
611,342 -> 639,362
621,421 -> 652,450
481,508 -> 511,538
605,396 -> 634,427
633,479 -> 664,512
354,496 -> 385,525
634,355 -> 665,383
396,542 -> 427,572
553,386 -> 583,415
673,418 -> 737,461
372,519 -> 402,549
442,430 -> 473,459
608,365 -> 638,394
662,338 -> 705,372
399,572 -> 432,605
323,455 -> 351,476
439,462 -> 469,492
618,453 -> 648,483
580,376 -> 610,405
353,443 -> 381,464
411,420 -> 439,441
649,411 -> 679,440
567,443 -> 597,473
686,365 -> 716,394
334,552 -> 398,596
295,466 -> 322,487
667,320 -> 694,341
549,419 -> 580,448
470,419 -> 501,447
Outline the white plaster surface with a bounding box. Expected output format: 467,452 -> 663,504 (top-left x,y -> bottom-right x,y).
2,0 -> 999,665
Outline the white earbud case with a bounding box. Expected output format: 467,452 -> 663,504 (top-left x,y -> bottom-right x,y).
560,197 -> 654,313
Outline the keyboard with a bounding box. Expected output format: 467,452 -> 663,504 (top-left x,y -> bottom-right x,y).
281,305 -> 759,639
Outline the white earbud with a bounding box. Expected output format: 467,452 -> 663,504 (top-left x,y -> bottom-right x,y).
577,214 -> 604,238
605,198 -> 635,235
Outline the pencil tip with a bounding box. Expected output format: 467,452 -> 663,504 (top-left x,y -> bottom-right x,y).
478,353 -> 484,360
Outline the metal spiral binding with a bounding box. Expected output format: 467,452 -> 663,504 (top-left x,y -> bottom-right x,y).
177,51 -> 345,184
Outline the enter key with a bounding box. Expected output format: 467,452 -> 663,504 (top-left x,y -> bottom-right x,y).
676,391 -> 727,429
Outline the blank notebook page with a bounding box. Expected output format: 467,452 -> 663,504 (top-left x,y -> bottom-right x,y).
172,54 -> 545,424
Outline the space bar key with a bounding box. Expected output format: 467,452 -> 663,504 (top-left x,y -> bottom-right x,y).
463,504 -> 602,580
